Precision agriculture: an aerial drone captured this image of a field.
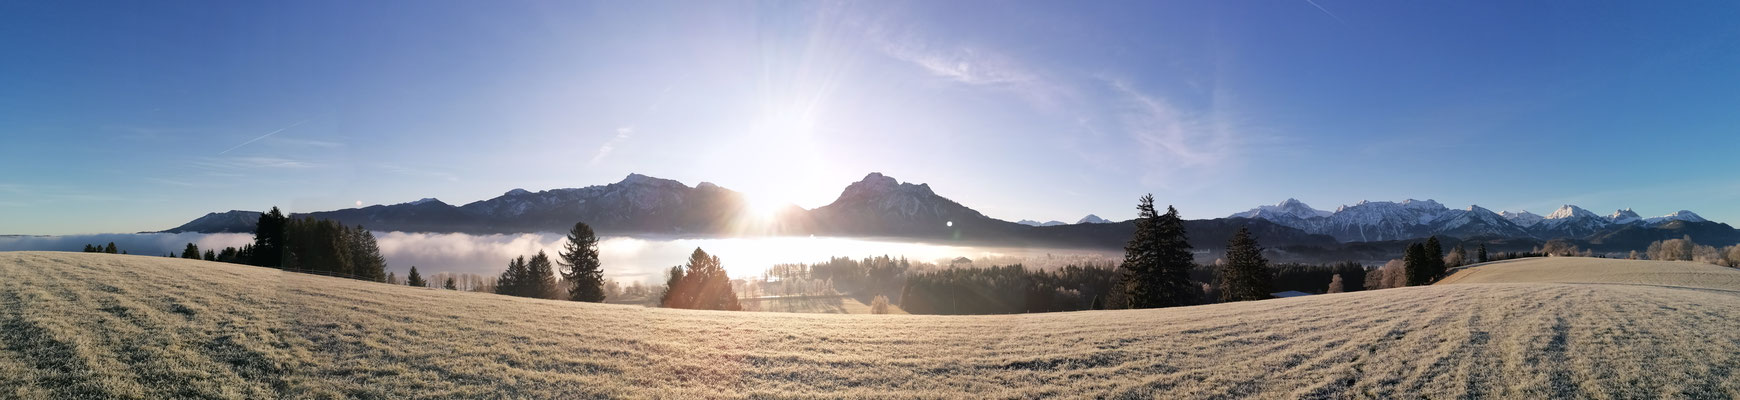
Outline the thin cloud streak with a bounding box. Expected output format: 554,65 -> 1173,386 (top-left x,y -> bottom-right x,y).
590,127 -> 634,166
193,156 -> 318,170
219,120 -> 309,154
1303,0 -> 1348,25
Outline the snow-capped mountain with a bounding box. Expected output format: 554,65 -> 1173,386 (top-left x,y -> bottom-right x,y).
1230,198 -> 1332,219
1428,205 -> 1533,239
1500,210 -> 1545,228
1645,210 -> 1708,225
1608,209 -> 1642,225
1533,205 -> 1611,239
1313,199 -> 1452,242
1226,198 -> 1723,242
1077,215 -> 1113,224
165,173 -> 1731,253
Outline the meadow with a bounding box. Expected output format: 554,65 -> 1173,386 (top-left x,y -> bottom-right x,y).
2,251 -> 1737,398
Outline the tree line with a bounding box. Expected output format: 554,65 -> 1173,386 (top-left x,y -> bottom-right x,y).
485,221 -> 609,304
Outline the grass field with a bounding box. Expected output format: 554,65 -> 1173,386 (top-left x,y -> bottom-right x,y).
1438,256 -> 1740,290
740,295 -> 908,315
3,252 -> 1739,398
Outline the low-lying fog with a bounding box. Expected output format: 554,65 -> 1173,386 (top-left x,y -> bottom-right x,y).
2,232 -> 1119,284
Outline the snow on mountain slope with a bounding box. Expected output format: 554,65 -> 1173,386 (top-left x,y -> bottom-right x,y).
1608,209 -> 1642,225
1016,220 -> 1068,227
1429,205 -> 1533,238
1500,210 -> 1545,228
1229,198 -> 1332,219
1646,210 -> 1708,225
1534,205 -> 1612,239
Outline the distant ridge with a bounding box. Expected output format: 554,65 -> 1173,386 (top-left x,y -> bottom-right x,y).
163,174 -> 1740,259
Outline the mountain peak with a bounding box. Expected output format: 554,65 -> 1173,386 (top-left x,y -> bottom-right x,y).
1231,198 -> 1331,219
1400,199 -> 1443,209
1545,204 -> 1597,220
1608,208 -> 1642,224
859,172 -> 897,185
1646,210 -> 1708,224
1077,214 -> 1112,224
838,172 -> 935,200
618,173 -> 683,187
407,198 -> 441,206
504,188 -> 531,196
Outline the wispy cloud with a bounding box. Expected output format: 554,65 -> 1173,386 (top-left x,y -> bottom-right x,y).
220,120 -> 308,154
877,40 -> 1034,85
1303,0 -> 1348,25
859,16 -> 1245,188
193,156 -> 319,170
266,137 -> 344,148
1109,79 -> 1233,169
146,177 -> 199,187
590,127 -> 634,165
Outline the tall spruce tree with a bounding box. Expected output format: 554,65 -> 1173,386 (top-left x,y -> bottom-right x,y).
660,265 -> 688,308
252,207 -> 289,267
1218,227 -> 1275,302
347,225 -> 388,282
203,249 -> 216,261
406,266 -> 427,287
1404,243 -> 1430,286
1476,243 -> 1489,263
557,221 -> 606,302
444,277 -> 457,290
1424,236 -> 1445,280
525,251 -> 558,299
1121,195 -> 1196,308
104,242 -> 118,254
496,256 -> 529,297
182,243 -> 201,259
660,248 -> 740,310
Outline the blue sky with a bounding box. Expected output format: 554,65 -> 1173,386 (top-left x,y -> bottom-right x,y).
3,1 -> 1739,235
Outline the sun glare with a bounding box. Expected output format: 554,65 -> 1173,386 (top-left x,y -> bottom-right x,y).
743,192 -> 790,221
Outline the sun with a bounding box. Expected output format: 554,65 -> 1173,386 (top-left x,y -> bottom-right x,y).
742,192 -> 791,221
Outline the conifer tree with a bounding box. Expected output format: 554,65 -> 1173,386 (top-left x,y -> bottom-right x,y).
1477,244 -> 1489,263
496,256 -> 528,296
346,225 -> 388,282
252,207 -> 289,267
182,243 -> 201,259
557,221 -> 606,302
444,277 -> 457,290
83,244 -> 96,252
660,265 -> 688,308
1404,243 -> 1430,286
203,249 -> 216,261
1217,227 -> 1274,302
1424,236 -> 1445,280
525,251 -> 558,299
1121,194 -> 1195,308
104,242 -> 118,254
407,266 -> 427,287
660,248 -> 740,310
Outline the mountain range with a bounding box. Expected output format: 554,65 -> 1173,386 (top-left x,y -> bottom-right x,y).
164,173 -> 1738,261
1223,198 -> 1722,244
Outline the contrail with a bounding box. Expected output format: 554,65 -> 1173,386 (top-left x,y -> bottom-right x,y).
219,120 -> 308,154
1304,0 -> 1347,25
